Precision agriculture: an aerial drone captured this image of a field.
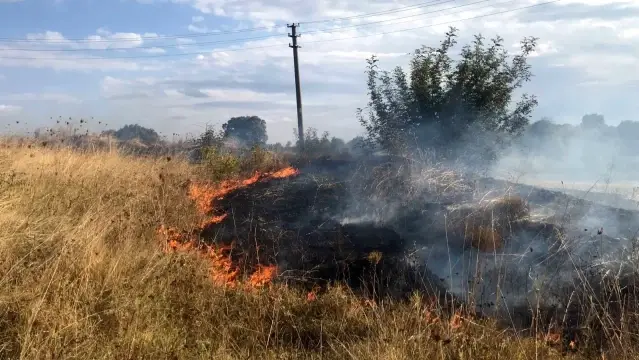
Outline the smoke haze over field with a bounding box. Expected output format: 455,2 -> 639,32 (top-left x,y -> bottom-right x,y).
491,115 -> 639,205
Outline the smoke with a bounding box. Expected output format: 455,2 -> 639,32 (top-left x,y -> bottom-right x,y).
492,119 -> 639,190
318,119 -> 639,321
465,118 -> 639,317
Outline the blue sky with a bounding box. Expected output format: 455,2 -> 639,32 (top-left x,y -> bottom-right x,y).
1,0 -> 638,143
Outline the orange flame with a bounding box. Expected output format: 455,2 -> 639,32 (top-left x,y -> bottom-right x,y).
158,166 -> 299,288
449,312 -> 463,330
269,167 -> 300,179
206,244 -> 240,286
248,264 -> 278,287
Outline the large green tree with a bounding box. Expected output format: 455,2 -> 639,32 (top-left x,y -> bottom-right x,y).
222,116 -> 268,146
358,27 -> 539,162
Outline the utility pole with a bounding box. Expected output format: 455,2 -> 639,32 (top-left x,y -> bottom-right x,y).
288,23 -> 304,151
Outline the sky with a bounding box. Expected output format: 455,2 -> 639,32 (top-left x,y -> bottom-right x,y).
0,0 -> 638,144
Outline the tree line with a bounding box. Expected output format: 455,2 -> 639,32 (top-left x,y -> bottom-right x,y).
104,26 -> 638,164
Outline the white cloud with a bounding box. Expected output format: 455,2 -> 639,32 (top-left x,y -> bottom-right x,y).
142,47 -> 166,54
198,88 -> 288,102
0,104 -> 21,115
0,45 -> 145,71
23,28 -> 153,50
94,0 -> 639,141
0,29 -> 173,71
3,0 -> 639,142
187,24 -> 210,33
100,76 -> 156,98
0,92 -> 82,104
176,37 -> 196,44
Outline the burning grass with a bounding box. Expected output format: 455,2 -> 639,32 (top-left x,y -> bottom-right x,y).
0,142 -> 635,359
157,167 -> 301,288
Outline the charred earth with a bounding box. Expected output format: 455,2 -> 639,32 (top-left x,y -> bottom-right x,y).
194,157 -> 639,333
200,159 -> 447,300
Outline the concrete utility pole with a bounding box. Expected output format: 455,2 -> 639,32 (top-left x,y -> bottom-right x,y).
288,23 -> 304,151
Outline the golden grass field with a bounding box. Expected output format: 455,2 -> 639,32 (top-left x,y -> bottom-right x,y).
0,143 -> 626,359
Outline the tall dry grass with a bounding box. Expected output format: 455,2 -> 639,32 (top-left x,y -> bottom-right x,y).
0,143 -> 590,359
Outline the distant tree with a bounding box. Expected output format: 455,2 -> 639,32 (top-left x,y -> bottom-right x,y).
292,127 -> 350,157
269,142 -> 285,152
358,27 -> 538,162
101,129 -> 117,137
222,116 -> 268,147
108,124 -> 161,144
617,120 -> 639,155
346,136 -> 374,156
294,127 -> 330,155
527,118 -> 557,138
330,137 -> 347,152
581,113 -> 605,129
617,120 -> 639,137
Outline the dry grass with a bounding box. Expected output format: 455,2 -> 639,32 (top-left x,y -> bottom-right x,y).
447,195 -> 530,251
0,143 -> 612,359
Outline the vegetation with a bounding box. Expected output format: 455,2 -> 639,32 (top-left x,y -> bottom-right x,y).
358,27 -> 538,163
3,25 -> 639,360
222,115 -> 268,147
291,127 -> 352,159
102,123 -> 162,145
517,113 -> 639,156
0,141 -> 590,359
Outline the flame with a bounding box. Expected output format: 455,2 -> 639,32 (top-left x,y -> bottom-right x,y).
200,214 -> 227,228
158,166 -> 299,288
188,166 -> 300,228
449,312 -> 463,330
269,167 -> 300,179
543,332 -> 561,345
157,224 -> 197,252
206,244 -> 240,286
248,264 -> 278,287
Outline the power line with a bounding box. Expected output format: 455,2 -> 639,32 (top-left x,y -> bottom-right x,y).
302,0 -> 560,46
3,34 -> 284,52
301,0 -> 452,24
0,0 -> 561,61
4,0 -> 508,53
5,0 -> 495,52
0,0 -> 464,44
0,43 -> 288,60
299,0 -> 500,36
0,26 -> 285,44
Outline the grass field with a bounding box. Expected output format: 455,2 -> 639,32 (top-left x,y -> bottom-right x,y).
0,143 -> 628,359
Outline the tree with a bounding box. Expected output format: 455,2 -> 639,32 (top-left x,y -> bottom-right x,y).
528,117 -> 556,138
330,137 -> 347,153
113,124 -> 161,144
222,116 -> 268,147
581,113 -> 605,129
358,27 -> 538,162
293,127 -> 330,156
346,136 -> 374,156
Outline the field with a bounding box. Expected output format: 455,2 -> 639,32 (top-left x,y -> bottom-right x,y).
0,142 -> 637,359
